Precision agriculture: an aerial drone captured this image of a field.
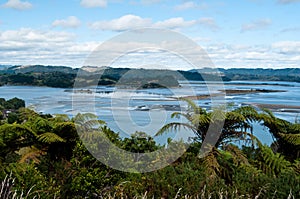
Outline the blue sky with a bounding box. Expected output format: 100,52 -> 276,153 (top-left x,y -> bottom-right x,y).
0,0 -> 299,68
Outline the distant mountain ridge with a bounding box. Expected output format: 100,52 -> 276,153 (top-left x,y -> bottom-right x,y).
219,68 -> 300,77
0,65 -> 13,70
0,65 -> 299,88
8,65 -> 78,74
2,65 -> 299,77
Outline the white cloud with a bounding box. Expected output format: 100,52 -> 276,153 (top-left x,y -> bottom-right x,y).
90,15 -> 152,31
193,37 -> 211,43
0,28 -> 74,43
204,42 -> 300,68
1,27 -> 299,69
129,0 -> 161,5
0,28 -> 98,67
198,17 -> 219,31
140,0 -> 161,4
277,0 -> 300,4
2,0 -> 32,10
90,15 -> 218,31
52,16 -> 81,28
80,0 -> 107,8
174,1 -> 197,10
174,1 -> 207,11
280,26 -> 300,33
241,19 -> 271,32
272,41 -> 300,54
154,17 -> 198,29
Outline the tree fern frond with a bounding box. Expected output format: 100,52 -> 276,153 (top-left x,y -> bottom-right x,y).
261,108 -> 276,119
178,97 -> 205,114
37,132 -> 65,144
210,108 -> 226,122
257,145 -> 291,175
53,114 -> 70,122
226,112 -> 246,122
74,113 -> 105,130
224,144 -> 249,165
279,133 -> 300,146
18,146 -> 45,163
292,161 -> 300,175
234,106 -> 260,122
191,114 -> 210,127
201,148 -> 221,178
288,123 -> 300,134
155,122 -> 197,136
171,112 -> 191,121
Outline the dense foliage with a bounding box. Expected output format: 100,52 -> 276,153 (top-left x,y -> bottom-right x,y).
0,71 -> 180,88
0,99 -> 299,198
2,65 -> 300,88
0,97 -> 25,121
0,97 -> 25,110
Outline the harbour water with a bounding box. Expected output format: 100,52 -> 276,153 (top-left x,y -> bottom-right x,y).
1,80 -> 299,146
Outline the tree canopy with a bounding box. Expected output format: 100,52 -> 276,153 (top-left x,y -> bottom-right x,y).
0,100 -> 299,198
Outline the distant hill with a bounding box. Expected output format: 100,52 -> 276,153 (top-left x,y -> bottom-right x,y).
220,68 -> 300,82
6,65 -> 300,78
9,65 -> 78,74
0,65 -> 13,70
189,68 -> 300,82
220,68 -> 300,77
0,65 -> 299,88
189,68 -> 300,77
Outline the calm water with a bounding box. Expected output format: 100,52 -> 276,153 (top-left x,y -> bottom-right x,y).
1,81 -> 300,145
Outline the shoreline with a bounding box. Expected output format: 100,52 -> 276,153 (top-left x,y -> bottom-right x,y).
244,103 -> 300,113
177,89 -> 286,100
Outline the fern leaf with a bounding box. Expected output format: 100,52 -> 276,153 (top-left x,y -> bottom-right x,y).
37,132 -> 65,143
279,133 -> 300,146
155,122 -> 197,136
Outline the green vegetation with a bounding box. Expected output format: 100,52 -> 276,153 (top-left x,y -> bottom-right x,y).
220,68 -> 300,82
0,97 -> 25,110
0,72 -> 76,88
1,65 -> 300,89
0,66 -> 180,88
0,98 -> 299,198
0,97 -> 25,122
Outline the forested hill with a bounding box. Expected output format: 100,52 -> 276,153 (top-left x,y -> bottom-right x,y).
8,65 -> 78,74
189,68 -> 300,81
0,65 -> 228,88
0,65 -> 299,88
220,68 -> 300,76
219,68 -> 300,82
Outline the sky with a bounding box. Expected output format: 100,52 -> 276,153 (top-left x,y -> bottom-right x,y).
0,0 -> 299,68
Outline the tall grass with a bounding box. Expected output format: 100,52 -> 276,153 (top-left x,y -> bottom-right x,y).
1,174 -> 296,199
0,173 -> 37,199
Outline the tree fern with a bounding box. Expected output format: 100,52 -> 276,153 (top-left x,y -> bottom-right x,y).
279,133 -> 300,146
292,160 -> 300,175
156,122 -> 197,137
224,144 -> 249,165
0,123 -> 36,157
260,109 -> 291,137
158,97 -> 261,149
37,132 -> 65,144
18,146 -> 45,164
52,114 -> 70,122
179,97 -> 206,115
234,106 -> 260,122
201,148 -> 221,178
73,113 -> 105,131
256,145 -> 291,176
